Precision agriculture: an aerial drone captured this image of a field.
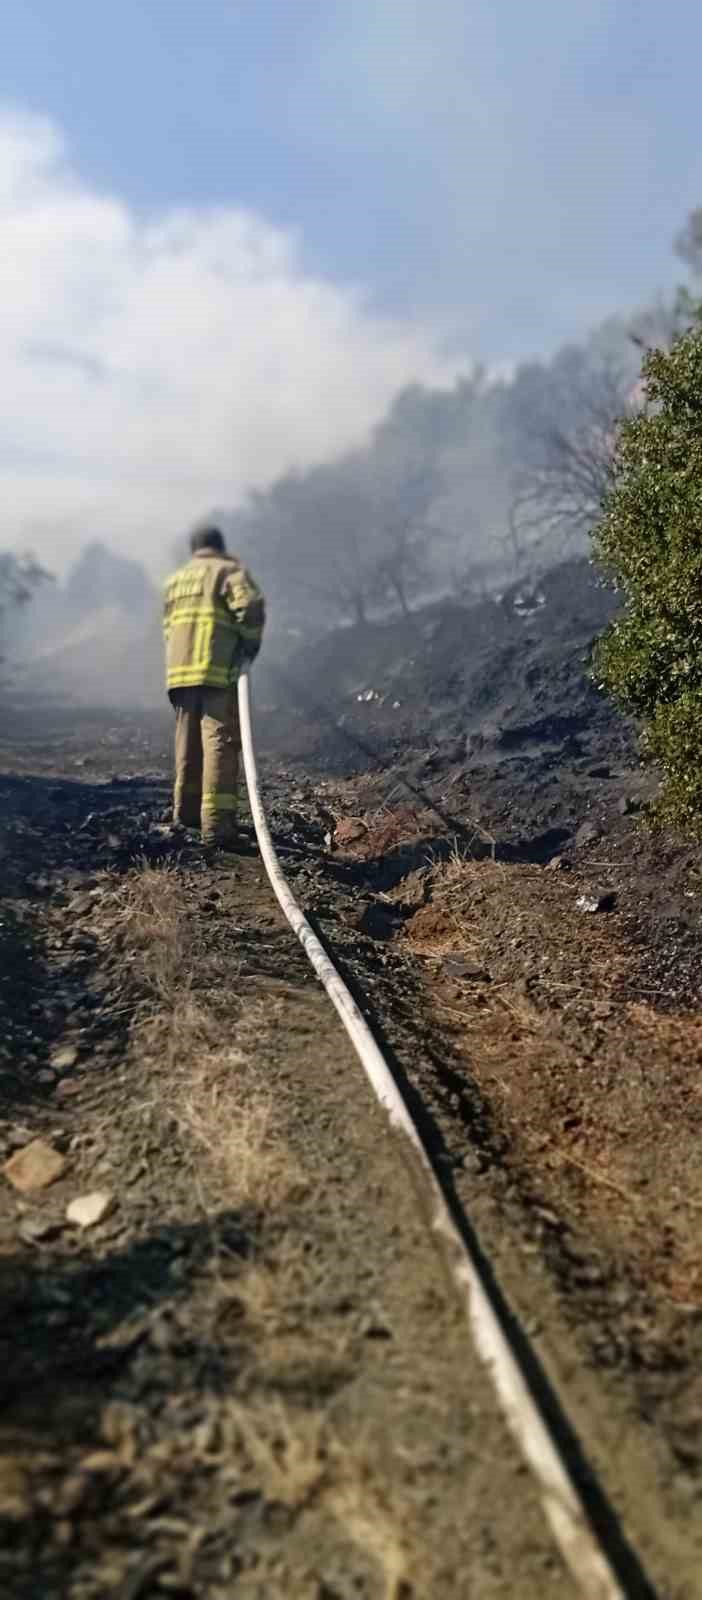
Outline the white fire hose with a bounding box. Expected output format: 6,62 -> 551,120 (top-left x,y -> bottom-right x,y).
238,670 -> 634,1600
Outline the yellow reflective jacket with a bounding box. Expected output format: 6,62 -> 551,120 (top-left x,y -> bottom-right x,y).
163,550 -> 265,692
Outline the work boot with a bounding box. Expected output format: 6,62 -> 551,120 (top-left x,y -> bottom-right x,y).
203,829 -> 257,863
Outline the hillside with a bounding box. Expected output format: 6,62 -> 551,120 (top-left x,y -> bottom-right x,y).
257,557 -> 638,841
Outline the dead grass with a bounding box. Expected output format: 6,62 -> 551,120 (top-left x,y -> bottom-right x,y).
176,1036 -> 299,1210
404,853 -> 702,1309
231,1403 -> 415,1599
116,867 -> 299,1213
115,862 -> 188,999
74,864 -> 440,1598
334,803 -> 440,861
86,1391 -> 430,1600
402,854 -> 505,958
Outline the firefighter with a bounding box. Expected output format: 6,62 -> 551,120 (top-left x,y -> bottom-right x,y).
164,524 -> 265,846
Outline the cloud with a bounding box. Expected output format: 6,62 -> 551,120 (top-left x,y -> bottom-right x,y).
0,109 -> 451,573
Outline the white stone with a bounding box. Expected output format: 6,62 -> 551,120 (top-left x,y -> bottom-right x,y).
66,1191 -> 114,1229
51,1045 -> 79,1071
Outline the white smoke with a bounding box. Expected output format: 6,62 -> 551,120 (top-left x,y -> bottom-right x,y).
0,108 -> 452,576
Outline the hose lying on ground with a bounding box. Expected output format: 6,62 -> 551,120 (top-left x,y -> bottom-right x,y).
236,669 -> 651,1600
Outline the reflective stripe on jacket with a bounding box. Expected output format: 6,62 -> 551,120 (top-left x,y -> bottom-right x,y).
163,550 -> 265,691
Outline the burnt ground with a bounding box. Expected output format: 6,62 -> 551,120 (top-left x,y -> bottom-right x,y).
276,803 -> 702,1542
0,714 -> 583,1600
2,545 -> 702,1599
251,556 -> 702,1591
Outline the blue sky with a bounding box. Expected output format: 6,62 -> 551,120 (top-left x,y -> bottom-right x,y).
2,0 -> 702,566
5,0 -> 701,354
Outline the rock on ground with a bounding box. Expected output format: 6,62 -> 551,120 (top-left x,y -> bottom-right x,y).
4,1140 -> 66,1193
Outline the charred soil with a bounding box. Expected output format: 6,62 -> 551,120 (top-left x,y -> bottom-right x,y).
249,556 -> 702,1593
3,547 -> 702,1600
0,714 -> 580,1600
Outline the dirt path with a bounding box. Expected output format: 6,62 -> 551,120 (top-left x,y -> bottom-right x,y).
1,707 -> 701,1596
0,759 -> 578,1597
271,779 -> 702,1599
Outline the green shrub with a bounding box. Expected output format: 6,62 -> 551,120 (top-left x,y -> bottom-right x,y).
592,309 -> 702,831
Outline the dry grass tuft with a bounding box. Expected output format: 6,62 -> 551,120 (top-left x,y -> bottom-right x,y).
177,1042 -> 299,1209
91,1392 -> 419,1600
402,854 -> 504,959
334,803 -> 440,862
117,867 -> 299,1212
210,1402 -> 413,1599
404,852 -> 702,1310
112,863 -> 189,999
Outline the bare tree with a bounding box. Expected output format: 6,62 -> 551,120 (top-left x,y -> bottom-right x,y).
0,552 -> 50,674
507,346 -> 637,567
368,450 -> 446,618
273,460 -> 381,628
629,295 -> 691,356
0,553 -> 48,611
304,527 -> 376,626
627,209 -> 702,357
675,209 -> 702,277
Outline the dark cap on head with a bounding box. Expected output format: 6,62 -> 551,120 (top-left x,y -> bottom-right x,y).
190,524 -> 225,555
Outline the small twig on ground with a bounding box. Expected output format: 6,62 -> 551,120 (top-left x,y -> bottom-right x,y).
557,1152 -> 646,1210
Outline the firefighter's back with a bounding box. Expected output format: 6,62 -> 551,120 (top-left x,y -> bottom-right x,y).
164,551 -> 246,691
